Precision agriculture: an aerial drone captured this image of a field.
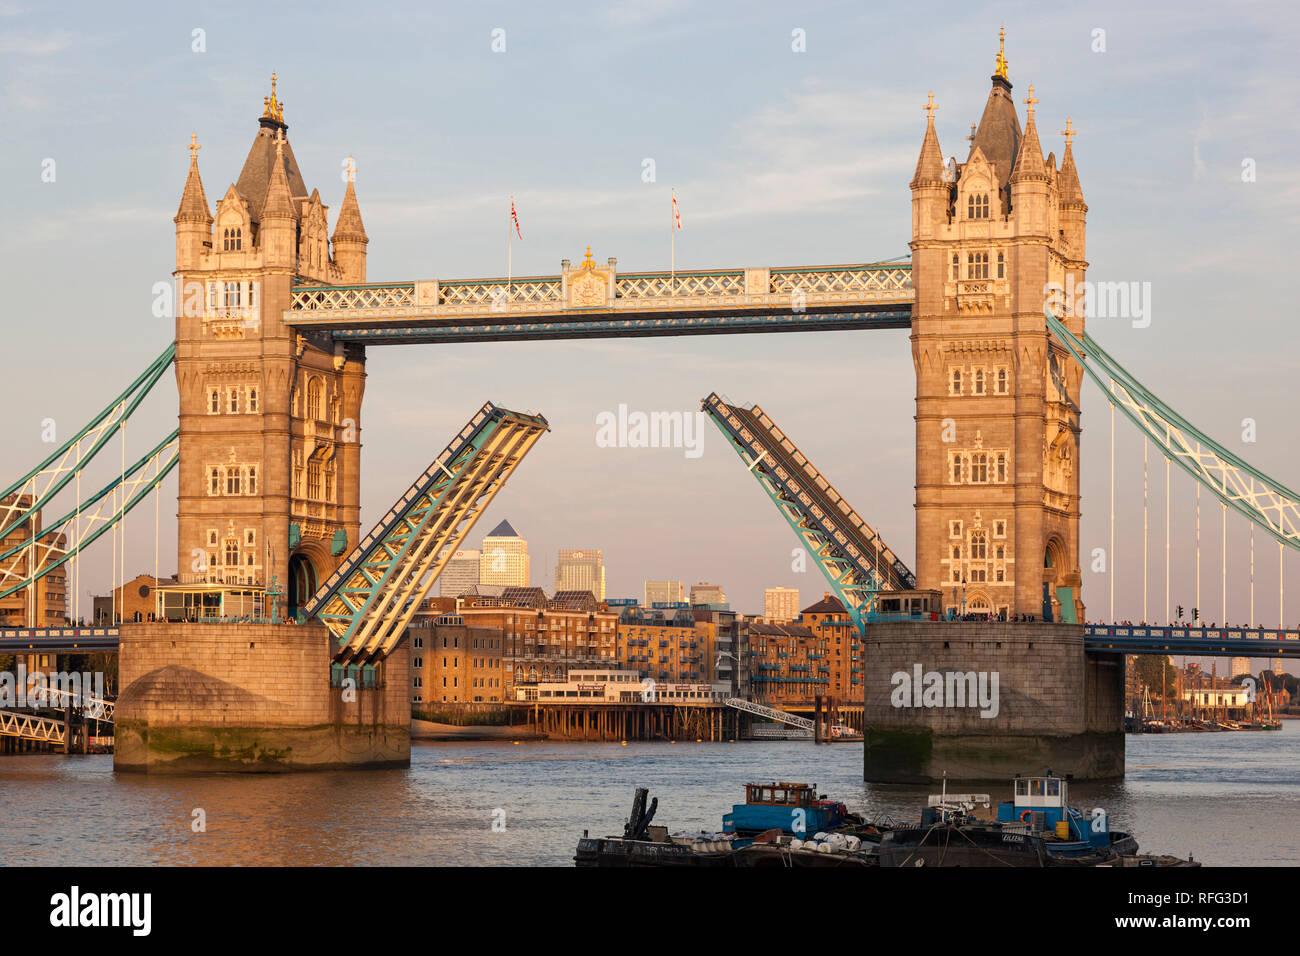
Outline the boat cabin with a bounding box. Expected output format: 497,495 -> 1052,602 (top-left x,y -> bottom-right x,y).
995,774 -> 1108,846
744,782 -> 816,808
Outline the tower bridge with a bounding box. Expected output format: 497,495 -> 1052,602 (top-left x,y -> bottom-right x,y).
4,42 -> 1299,775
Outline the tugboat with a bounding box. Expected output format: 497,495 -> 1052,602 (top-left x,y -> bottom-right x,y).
877,772 -> 1146,867
575,782 -> 873,867
721,782 -> 859,837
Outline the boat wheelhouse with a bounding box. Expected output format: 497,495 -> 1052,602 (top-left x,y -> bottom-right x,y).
721,782 -> 854,836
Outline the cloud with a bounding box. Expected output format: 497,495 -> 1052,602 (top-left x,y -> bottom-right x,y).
0,31 -> 71,55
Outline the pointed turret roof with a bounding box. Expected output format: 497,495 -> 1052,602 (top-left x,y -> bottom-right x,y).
910,91 -> 946,188
969,31 -> 1022,207
1058,118 -> 1085,205
234,76 -> 309,222
485,519 -> 521,538
174,133 -> 212,223
261,132 -> 295,221
1009,85 -> 1047,184
332,166 -> 368,243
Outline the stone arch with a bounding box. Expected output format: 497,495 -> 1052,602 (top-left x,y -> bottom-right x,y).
288,552 -> 319,622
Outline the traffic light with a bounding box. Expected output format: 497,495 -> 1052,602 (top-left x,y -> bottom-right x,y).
1193,607 -> 1199,622
1177,605 -> 1183,619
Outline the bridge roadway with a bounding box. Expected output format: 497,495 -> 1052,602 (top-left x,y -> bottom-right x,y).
283,260 -> 914,344
7,622 -> 1296,658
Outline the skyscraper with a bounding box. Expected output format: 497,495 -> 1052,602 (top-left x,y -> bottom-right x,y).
438,548 -> 481,597
644,580 -> 685,607
480,519 -> 529,587
555,549 -> 605,600
690,582 -> 726,606
764,586 -> 800,624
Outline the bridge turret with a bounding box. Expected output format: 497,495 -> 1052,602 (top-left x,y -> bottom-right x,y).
1057,120 -> 1087,292
259,132 -> 297,270
173,133 -> 212,273
1008,86 -> 1050,238
910,91 -> 949,240
331,161 -> 368,284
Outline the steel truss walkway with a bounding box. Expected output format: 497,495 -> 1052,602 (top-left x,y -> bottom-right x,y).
1084,623 -> 1300,658
702,393 -> 915,635
0,710 -> 66,743
304,401 -> 549,663
723,697 -> 814,731
285,260 -> 913,344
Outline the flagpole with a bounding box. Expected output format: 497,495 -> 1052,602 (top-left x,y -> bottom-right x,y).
507,195 -> 512,305
670,188 -> 676,292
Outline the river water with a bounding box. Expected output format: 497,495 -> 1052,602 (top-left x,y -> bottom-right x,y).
1,723 -> 1296,866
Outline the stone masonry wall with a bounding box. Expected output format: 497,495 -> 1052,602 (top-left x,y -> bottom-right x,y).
115,621 -> 409,773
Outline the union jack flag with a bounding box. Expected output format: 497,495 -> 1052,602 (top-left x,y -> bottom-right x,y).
510,198 -> 522,239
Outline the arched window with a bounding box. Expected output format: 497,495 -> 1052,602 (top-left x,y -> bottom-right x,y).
951,368 -> 962,394
225,540 -> 239,567
307,378 -> 323,420
248,388 -> 258,413
951,455 -> 963,483
952,546 -> 961,561
967,194 -> 989,219
209,389 -> 220,414
226,469 -> 241,495
209,467 -> 220,495
997,453 -> 1007,483
971,531 -> 987,560
307,461 -> 322,500
974,369 -> 986,394
951,253 -> 959,280
971,453 -> 989,483
967,252 -> 989,279
997,368 -> 1008,394
997,251 -> 1005,278
228,388 -> 240,414
247,466 -> 257,495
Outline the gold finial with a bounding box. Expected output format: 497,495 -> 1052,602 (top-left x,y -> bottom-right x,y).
1023,84 -> 1038,120
582,245 -> 595,267
262,72 -> 283,123
1060,117 -> 1077,147
188,132 -> 201,159
995,26 -> 1009,79
923,90 -> 938,120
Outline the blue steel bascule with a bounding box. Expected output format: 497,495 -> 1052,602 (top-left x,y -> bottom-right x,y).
303,402 -> 549,664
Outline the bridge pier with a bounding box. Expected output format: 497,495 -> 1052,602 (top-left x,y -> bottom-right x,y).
114,622 -> 409,773
861,622 -> 1124,783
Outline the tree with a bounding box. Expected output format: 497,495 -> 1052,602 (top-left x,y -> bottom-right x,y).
1134,654 -> 1177,698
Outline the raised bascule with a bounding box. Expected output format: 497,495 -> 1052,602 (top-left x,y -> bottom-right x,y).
4,44 -> 1300,776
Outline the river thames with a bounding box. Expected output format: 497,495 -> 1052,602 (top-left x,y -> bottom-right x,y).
1,724 -> 1295,866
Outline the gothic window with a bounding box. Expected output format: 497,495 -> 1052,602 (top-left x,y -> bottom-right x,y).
307,462 -> 322,500
996,367 -> 1009,394
209,389 -> 220,414
967,194 -> 989,219
247,466 -> 257,495
950,521 -> 962,537
950,367 -> 963,395
974,368 -> 986,395
952,546 -> 961,561
325,469 -> 335,502
245,529 -> 256,546
223,281 -> 240,311
971,453 -> 989,483
248,388 -> 258,413
951,254 -> 959,280
208,530 -> 218,546
970,532 -> 987,560
996,545 -> 1005,560
996,568 -> 1005,582
226,469 -> 241,495
951,455 -> 963,483
970,567 -> 987,582
307,378 -> 323,421
225,541 -> 239,567
228,388 -> 240,414
967,252 -> 989,279
997,252 -> 1005,278
247,281 -> 255,309
994,520 -> 1006,537
209,467 -> 220,495
952,570 -> 961,582
207,283 -> 218,310
997,453 -> 1008,483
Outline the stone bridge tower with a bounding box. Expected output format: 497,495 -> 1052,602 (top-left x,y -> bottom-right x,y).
172,77 -> 368,615
909,37 -> 1088,622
